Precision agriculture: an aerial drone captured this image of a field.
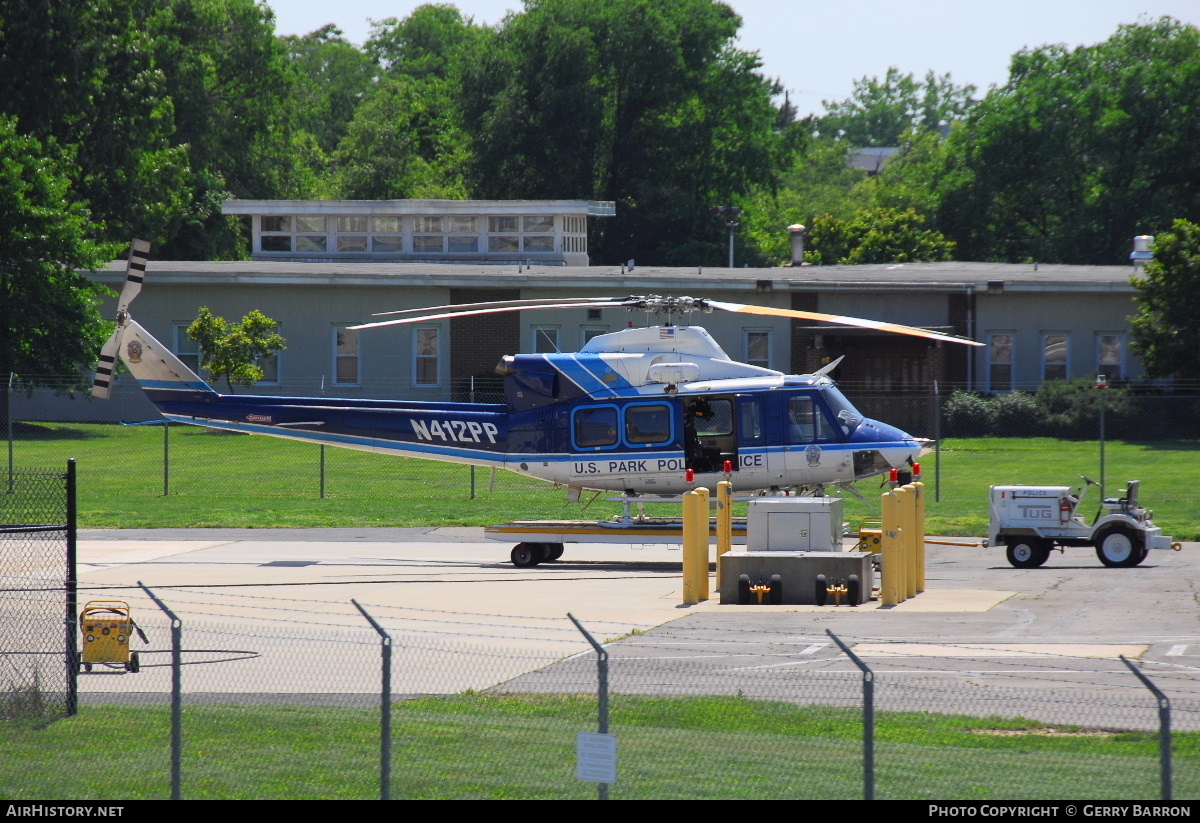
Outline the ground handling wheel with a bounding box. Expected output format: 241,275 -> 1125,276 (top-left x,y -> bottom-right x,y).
510,542 -> 545,568
541,543 -> 565,562
847,574 -> 861,606
1006,539 -> 1050,569
1095,526 -> 1144,568
815,574 -> 828,606
768,574 -> 783,605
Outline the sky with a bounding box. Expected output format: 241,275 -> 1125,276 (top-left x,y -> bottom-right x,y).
267,0 -> 1199,118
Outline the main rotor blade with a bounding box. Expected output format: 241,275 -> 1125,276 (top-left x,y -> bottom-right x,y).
706,300 -> 984,346
117,239 -> 150,313
372,296 -> 616,318
350,300 -> 631,331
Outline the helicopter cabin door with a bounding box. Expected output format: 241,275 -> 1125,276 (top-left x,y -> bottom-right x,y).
683,395 -> 739,473
781,391 -> 853,484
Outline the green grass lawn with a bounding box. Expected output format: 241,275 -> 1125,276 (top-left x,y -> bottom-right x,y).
2,695 -> 1193,800
5,423 -> 1199,539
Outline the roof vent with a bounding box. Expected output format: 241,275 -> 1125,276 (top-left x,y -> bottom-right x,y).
1131,235 -> 1154,270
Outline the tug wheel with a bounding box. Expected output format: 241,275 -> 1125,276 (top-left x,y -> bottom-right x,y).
737,574 -> 751,605
848,574 -> 861,606
1096,527 -> 1143,568
1006,539 -> 1050,569
815,574 -> 828,607
510,542 -> 545,568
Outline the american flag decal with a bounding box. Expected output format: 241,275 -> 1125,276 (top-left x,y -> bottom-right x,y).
659,327 -> 675,339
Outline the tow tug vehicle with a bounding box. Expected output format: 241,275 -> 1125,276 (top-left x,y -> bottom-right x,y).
987,476 -> 1181,568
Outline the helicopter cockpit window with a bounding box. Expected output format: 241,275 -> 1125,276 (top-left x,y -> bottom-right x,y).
624,404 -> 671,446
690,399 -> 733,437
573,406 -> 618,449
787,396 -> 830,442
821,387 -> 864,435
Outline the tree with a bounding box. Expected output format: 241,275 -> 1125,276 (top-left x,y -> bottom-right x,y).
187,307 -> 286,392
332,73 -> 470,200
804,207 -> 954,266
283,24 -> 378,156
819,67 -> 976,147
0,117 -> 120,429
1129,220 -> 1200,384
458,0 -> 801,265
937,18 -> 1200,264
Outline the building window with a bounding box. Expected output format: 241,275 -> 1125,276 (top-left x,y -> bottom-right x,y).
744,330 -> 770,369
581,326 -> 608,347
1043,333 -> 1069,381
488,215 -> 557,253
173,325 -> 199,372
532,326 -> 559,353
414,327 -> 439,385
1097,334 -> 1124,383
863,357 -> 891,391
989,333 -> 1014,392
334,326 -> 360,385
260,215 -> 328,253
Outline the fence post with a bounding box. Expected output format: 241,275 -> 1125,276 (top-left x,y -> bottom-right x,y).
827,630 -> 874,800
65,459 -> 78,717
569,613 -> 610,800
352,599 -> 393,800
5,372 -> 13,493
163,421 -> 170,497
319,444 -> 326,499
1120,655 -> 1171,800
140,582 -> 182,800
933,380 -> 941,503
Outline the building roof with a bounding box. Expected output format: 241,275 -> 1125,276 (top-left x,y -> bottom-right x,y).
92,260 -> 1142,294
223,199 -> 617,217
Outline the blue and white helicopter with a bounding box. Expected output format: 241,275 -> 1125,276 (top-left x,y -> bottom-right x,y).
94,241 -> 981,563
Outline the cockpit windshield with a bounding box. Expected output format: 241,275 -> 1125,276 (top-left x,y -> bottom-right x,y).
823,386 -> 863,436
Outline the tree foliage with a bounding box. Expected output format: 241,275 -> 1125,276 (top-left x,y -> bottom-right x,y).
1129,220 -> 1200,384
458,0 -> 802,265
0,117 -> 120,392
804,207 -> 954,266
937,17 -> 1200,264
819,67 -> 976,147
187,307 -> 287,392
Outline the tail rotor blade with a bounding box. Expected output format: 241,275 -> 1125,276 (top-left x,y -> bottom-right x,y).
117,239 -> 150,313
91,327 -> 124,399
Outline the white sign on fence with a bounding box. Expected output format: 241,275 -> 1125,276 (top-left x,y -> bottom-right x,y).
576,732 -> 617,784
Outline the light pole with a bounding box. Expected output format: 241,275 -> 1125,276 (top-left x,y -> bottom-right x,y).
1096,373 -> 1108,499
711,206 -> 742,267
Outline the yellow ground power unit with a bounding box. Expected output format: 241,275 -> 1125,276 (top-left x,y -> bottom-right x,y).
79,600 -> 145,673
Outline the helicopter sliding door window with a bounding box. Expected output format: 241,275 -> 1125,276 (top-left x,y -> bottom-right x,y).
624,404 -> 672,447
988,333 -> 1014,392
1096,334 -> 1124,382
413,327 -> 439,385
573,406 -> 619,449
744,329 -> 771,369
1042,333 -> 1069,381
333,327 -> 360,385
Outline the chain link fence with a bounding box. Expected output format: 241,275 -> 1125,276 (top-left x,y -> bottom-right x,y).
2,585 -> 1197,800
0,463 -> 76,723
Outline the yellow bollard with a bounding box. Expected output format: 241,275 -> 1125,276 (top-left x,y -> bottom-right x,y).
913,481 -> 926,593
716,480 -> 733,588
682,490 -> 700,606
695,486 -> 711,602
880,490 -> 900,606
901,484 -> 918,600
